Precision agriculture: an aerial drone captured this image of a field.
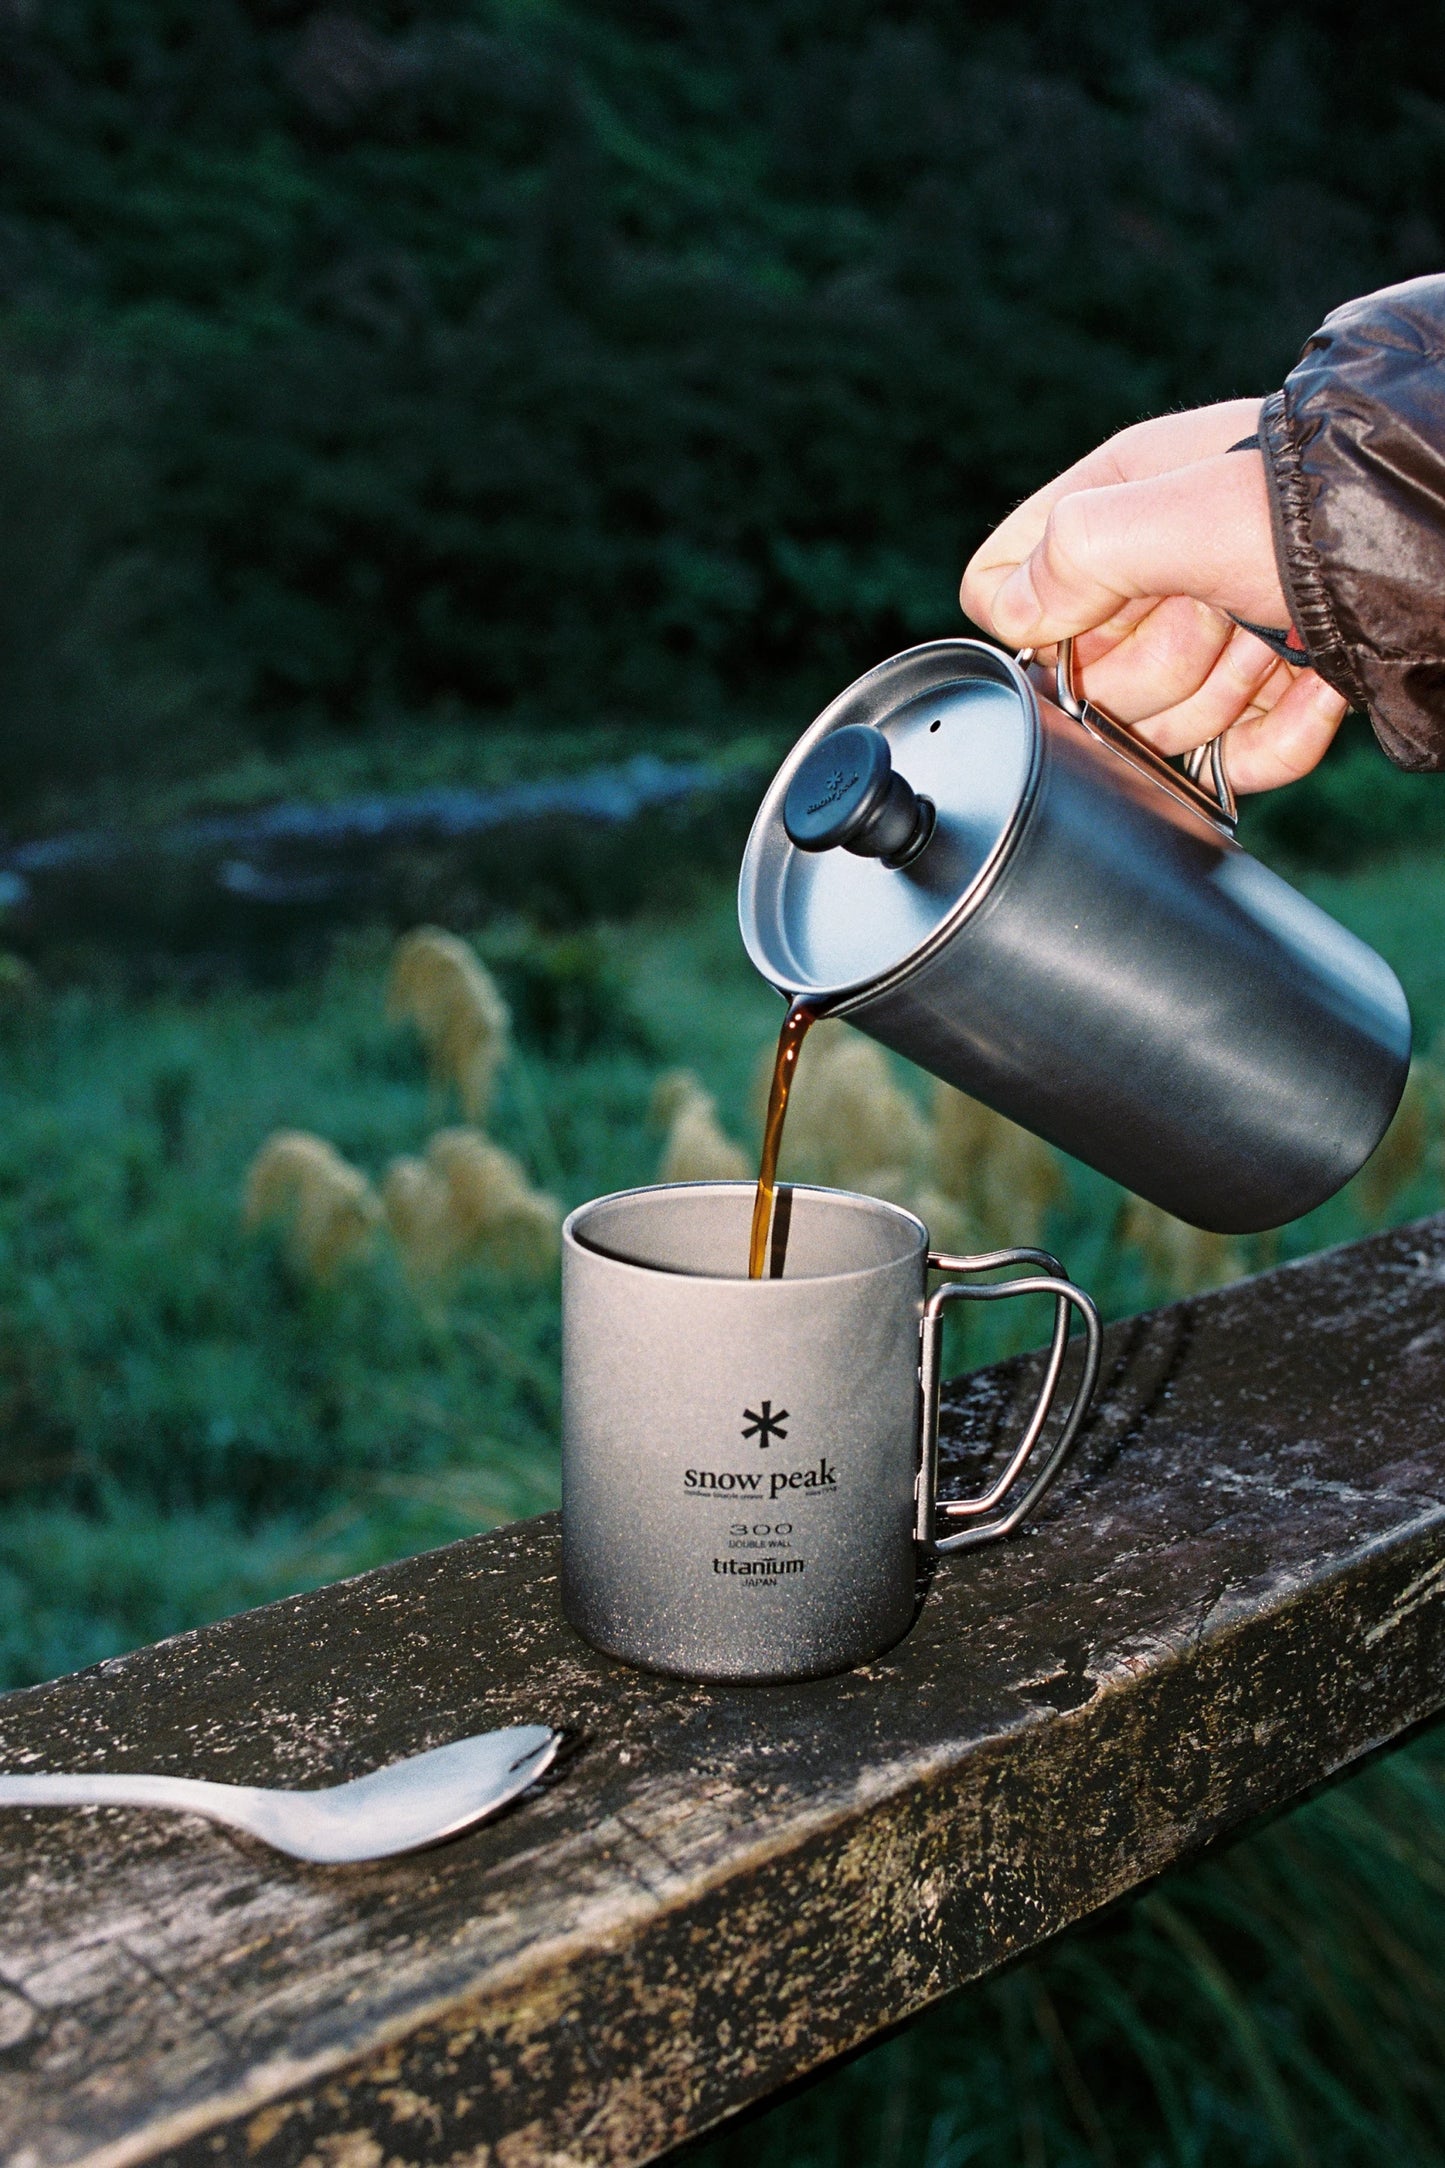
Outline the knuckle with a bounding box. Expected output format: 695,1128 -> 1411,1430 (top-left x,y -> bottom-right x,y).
959,567 -> 1003,628
1042,492 -> 1095,583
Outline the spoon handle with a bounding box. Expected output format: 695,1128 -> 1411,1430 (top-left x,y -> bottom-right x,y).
0,1725 -> 561,1862
0,1771 -> 254,1817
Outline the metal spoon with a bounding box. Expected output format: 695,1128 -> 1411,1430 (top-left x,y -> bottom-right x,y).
0,1724 -> 560,1864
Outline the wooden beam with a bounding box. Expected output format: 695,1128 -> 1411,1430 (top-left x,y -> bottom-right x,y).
4,1216 -> 1445,2168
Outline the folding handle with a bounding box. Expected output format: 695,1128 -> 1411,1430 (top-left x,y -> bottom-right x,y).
915,1247 -> 1102,1553
1025,637 -> 1238,831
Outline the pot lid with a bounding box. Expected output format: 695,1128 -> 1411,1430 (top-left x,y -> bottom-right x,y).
738,640 -> 1039,1005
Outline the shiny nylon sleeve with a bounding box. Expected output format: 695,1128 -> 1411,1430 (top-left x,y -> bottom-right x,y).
1262,275 -> 1445,772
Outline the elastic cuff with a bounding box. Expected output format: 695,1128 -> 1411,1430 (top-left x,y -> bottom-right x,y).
1258,390 -> 1368,709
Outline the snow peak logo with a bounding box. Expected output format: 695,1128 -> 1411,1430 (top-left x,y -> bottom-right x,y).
684,1456 -> 837,1500
741,1399 -> 787,1446
806,767 -> 859,816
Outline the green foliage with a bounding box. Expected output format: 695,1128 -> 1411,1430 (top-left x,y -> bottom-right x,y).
478,923 -> 652,1058
0,895 -> 783,1682
4,1 -> 1445,807
0,342 -> 220,799
1241,719 -> 1445,872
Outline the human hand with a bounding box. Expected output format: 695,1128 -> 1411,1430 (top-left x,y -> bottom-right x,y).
959,399 -> 1348,793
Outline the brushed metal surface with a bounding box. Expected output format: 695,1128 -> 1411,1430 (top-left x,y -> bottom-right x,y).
739,638 -> 1412,1233
739,642 -> 1037,997
0,1727 -> 560,1863
562,1184 -> 927,1684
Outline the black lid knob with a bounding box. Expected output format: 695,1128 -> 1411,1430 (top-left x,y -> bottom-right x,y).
783,724 -> 935,868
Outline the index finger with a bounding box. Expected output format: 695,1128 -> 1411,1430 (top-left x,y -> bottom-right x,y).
960,396 -> 1264,630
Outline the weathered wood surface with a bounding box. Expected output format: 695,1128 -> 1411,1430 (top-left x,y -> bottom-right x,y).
5,1217 -> 1445,2168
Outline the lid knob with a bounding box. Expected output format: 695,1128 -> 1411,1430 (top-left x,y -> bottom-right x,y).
783,725 -> 936,869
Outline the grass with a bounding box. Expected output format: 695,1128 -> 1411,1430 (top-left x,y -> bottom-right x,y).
0,851 -> 1442,1686
10,711 -> 788,839
1,829 -> 1444,2167
1298,852 -> 1445,1049
0,892 -> 789,1681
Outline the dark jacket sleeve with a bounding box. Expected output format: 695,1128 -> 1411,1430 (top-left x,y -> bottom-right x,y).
1262,275 -> 1445,771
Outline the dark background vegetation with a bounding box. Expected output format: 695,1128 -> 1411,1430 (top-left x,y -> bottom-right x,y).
10,9 -> 1445,2166
4,0 -> 1445,830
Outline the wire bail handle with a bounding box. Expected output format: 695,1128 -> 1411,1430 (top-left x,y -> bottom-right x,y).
914,1247 -> 1102,1553
1017,637 -> 1238,830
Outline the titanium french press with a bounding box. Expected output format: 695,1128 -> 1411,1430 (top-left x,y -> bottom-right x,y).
738,638 -> 1411,1233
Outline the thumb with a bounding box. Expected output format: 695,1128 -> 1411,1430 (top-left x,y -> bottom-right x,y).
988,452 -> 1288,646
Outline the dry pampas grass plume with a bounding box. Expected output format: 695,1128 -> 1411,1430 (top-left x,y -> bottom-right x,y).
244,1130 -> 382,1283
380,1155 -> 451,1277
1121,1195 -> 1245,1299
383,1127 -> 560,1279
386,927 -> 511,1121
931,1084 -> 1066,1252
650,1070 -> 752,1185
855,1170 -> 974,1256
1353,1059 -> 1437,1222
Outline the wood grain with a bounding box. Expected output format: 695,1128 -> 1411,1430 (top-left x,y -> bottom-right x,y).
4,1216 -> 1445,2168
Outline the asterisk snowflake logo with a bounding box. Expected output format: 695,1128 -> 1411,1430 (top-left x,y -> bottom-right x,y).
742,1400 -> 789,1446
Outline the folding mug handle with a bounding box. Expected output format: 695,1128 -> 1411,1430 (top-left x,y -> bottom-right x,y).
914,1247 -> 1102,1553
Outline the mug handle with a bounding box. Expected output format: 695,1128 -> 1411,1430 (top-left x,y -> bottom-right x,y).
914,1248 -> 1102,1553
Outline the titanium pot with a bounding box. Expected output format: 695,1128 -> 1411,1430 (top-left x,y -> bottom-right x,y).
738,638 -> 1412,1234
561,1182 -> 1099,1683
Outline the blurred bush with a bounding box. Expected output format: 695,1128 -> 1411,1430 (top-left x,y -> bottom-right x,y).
480,924 -> 654,1058
0,344 -> 220,804
1241,717 -> 1445,870
4,2 -> 1445,827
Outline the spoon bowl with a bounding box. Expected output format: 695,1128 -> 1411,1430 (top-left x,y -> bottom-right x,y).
0,1724 -> 560,1864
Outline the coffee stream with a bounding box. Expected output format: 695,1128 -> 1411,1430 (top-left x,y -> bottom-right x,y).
748,999 -> 817,1279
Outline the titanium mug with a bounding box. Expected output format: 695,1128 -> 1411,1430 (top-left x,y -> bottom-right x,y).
561,1181 -> 1100,1683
